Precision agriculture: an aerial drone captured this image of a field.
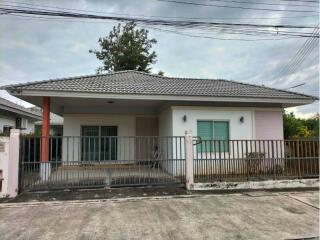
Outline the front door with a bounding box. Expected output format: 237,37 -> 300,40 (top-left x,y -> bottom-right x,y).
81,126 -> 117,161
135,117 -> 159,161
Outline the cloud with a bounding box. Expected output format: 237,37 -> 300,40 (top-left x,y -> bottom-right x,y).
0,0 -> 318,115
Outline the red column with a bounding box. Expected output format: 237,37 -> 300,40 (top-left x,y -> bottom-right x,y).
41,97 -> 50,163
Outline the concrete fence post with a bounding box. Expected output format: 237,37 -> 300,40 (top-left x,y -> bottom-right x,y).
185,130 -> 194,190
7,129 -> 21,197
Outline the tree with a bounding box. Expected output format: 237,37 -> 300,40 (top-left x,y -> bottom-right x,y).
90,22 -> 157,73
283,112 -> 319,139
157,70 -> 165,76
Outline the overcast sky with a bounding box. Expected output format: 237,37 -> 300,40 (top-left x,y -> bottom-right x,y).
0,0 -> 319,117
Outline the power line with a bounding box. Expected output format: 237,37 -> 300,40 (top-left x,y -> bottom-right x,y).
156,0 -> 319,13
208,0 -> 317,7
145,25 -> 302,41
272,26 -> 319,80
284,83 -> 306,89
0,7 -> 316,29
280,0 -> 318,3
0,6 -> 317,40
1,13 -> 309,41
1,1 -> 317,21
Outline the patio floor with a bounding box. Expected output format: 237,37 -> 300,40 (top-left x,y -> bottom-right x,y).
22,164 -> 182,190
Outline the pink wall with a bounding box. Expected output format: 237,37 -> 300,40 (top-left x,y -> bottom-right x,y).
255,111 -> 284,140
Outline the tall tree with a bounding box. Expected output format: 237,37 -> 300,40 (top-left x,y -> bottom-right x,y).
90,22 -> 157,73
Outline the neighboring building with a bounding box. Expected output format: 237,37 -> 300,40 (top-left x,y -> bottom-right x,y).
0,97 -> 42,135
30,107 -> 64,136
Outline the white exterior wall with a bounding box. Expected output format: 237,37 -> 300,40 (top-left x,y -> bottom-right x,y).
171,106 -> 253,138
62,114 -> 136,162
0,116 -> 35,134
169,106 -> 283,175
25,119 -> 35,134
0,116 -> 15,133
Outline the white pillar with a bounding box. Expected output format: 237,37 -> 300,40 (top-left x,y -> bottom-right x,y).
0,137 -> 9,198
185,130 -> 194,190
7,129 -> 20,197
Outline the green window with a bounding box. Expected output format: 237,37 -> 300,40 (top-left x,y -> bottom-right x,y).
197,121 -> 229,152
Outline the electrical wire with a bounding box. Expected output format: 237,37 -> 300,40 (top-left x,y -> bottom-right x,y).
207,0 -> 317,8
156,0 -> 319,13
272,26 -> 319,80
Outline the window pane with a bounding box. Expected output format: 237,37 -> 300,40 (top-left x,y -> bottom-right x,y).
197,121 -> 213,153
214,121 -> 229,152
81,126 -> 99,161
101,126 -> 117,160
82,126 -> 99,136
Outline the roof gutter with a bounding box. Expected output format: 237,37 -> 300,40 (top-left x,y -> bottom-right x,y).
7,89 -> 316,106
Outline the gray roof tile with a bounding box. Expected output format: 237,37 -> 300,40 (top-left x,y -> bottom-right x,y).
2,70 -> 317,100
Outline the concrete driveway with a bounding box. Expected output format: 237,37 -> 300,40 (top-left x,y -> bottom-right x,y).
0,191 -> 318,240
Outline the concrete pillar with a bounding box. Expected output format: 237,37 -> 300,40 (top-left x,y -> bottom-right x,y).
7,129 -> 20,197
185,130 -> 194,190
40,96 -> 51,180
0,137 -> 9,198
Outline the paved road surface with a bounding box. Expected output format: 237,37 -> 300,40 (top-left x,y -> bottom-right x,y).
0,191 -> 318,240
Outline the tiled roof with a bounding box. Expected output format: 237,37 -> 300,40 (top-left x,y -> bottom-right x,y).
0,97 -> 42,119
2,70 -> 317,100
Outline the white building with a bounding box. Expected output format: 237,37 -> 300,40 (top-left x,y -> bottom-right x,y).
0,97 -> 41,135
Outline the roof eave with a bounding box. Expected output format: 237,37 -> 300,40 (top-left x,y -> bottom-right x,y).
0,103 -> 42,120
6,89 -> 316,107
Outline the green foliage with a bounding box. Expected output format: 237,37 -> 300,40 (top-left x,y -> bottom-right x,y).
157,70 -> 165,76
283,112 -> 319,139
90,22 -> 157,73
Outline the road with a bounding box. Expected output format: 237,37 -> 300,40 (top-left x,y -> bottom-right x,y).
0,191 -> 318,240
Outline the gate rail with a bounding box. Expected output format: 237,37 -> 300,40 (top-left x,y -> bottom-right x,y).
193,139 -> 319,182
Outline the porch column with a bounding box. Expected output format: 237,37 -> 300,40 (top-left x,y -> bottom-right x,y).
40,96 -> 51,180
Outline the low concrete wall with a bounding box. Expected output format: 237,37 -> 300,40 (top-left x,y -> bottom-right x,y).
193,178 -> 319,191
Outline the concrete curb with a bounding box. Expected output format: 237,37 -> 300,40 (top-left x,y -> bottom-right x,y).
193,178 -> 319,191
1,189 -> 318,209
0,193 -> 247,208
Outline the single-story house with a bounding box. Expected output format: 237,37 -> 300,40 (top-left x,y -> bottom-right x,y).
2,70 -> 316,140
1,70 -> 317,188
0,97 -> 42,135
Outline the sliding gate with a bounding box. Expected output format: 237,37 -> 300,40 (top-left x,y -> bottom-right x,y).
19,136 -> 185,191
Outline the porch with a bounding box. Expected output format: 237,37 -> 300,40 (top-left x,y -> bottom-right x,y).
19,136 -> 186,191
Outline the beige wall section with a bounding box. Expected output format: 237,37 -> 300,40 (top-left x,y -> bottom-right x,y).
63,114 -> 136,137
135,117 -> 159,136
62,114 -> 136,162
254,110 -> 284,140
159,108 -> 172,136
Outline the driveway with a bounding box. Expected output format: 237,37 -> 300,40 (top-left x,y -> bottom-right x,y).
0,191 -> 318,240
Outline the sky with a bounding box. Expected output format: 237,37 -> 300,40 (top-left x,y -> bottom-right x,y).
0,0 -> 319,118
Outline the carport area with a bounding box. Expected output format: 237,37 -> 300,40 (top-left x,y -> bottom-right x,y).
0,190 -> 318,240
23,164 -> 180,190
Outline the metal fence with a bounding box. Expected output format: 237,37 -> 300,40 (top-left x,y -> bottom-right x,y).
193,139 -> 319,182
19,136 -> 185,191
